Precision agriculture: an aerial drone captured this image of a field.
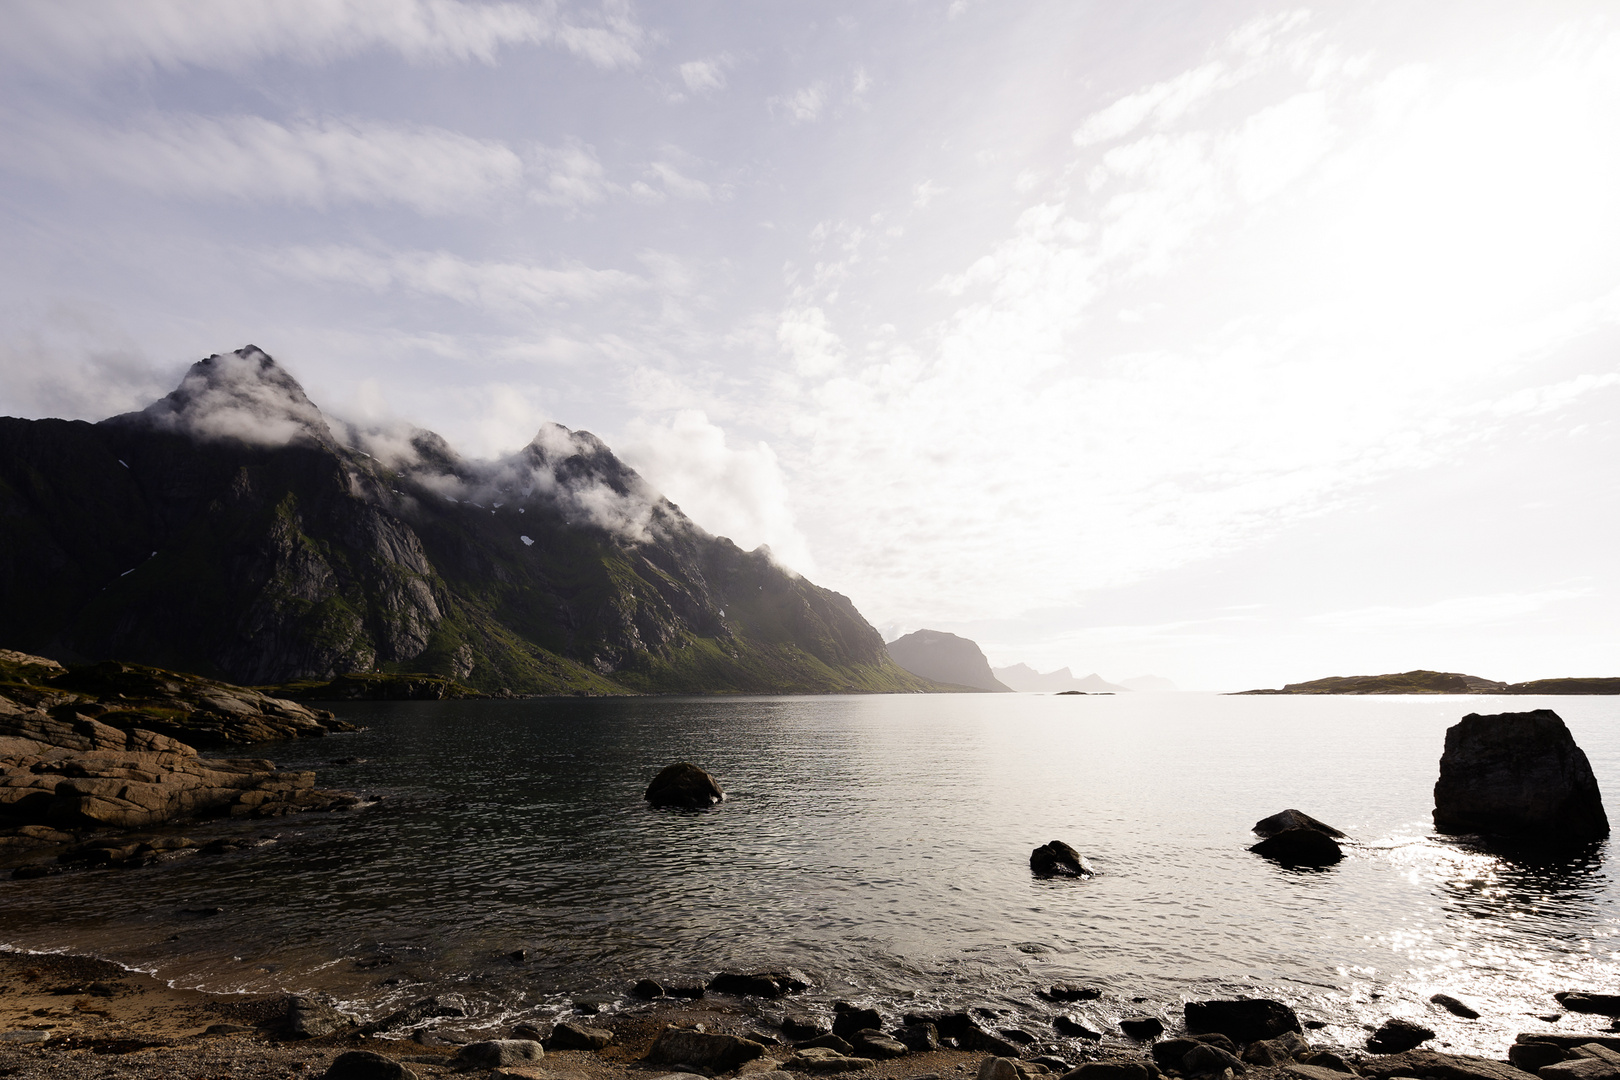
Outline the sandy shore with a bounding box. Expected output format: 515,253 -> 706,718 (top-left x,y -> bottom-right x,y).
0,948 -> 1001,1079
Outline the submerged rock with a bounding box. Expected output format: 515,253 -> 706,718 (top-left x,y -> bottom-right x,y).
1432,710 -> 1608,841
645,762 -> 725,809
1030,840 -> 1095,878
1249,827 -> 1344,867
709,969 -> 811,998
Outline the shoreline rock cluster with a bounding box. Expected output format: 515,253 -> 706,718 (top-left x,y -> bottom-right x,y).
0,649 -> 360,875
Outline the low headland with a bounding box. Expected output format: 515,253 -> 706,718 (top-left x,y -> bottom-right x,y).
1236,670 -> 1620,695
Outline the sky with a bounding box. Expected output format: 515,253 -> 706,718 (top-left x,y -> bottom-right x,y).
2,0 -> 1619,691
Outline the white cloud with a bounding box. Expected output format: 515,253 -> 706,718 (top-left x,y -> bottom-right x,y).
3,112 -> 524,214
1307,590 -> 1594,632
913,179 -> 946,210
771,83 -> 827,123
777,307 -> 846,376
0,0 -> 643,72
270,245 -> 642,312
528,140 -> 615,207
679,55 -> 730,93
619,410 -> 815,573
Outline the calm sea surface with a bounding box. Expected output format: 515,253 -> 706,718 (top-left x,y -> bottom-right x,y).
4,692 -> 1619,1055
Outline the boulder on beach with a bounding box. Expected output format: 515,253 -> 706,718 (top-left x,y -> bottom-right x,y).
1249,827 -> 1344,867
1253,809 -> 1346,839
1184,999 -> 1302,1044
647,1027 -> 767,1072
451,1039 -> 544,1068
321,1050 -> 417,1080
1432,710 -> 1608,841
644,762 -> 725,809
787,1046 -> 877,1073
547,1020 -> 612,1050
831,1003 -> 886,1039
1030,840 -> 1095,878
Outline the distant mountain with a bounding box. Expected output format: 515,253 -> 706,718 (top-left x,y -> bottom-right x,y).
1237,670 -> 1620,695
886,630 -> 1012,692
0,346 -> 933,696
1121,674 -> 1177,692
992,663 -> 1131,694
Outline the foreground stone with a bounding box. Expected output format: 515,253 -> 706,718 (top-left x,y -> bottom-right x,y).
1360,1050 -> 1537,1080
1433,710 -> 1608,841
647,1027 -> 767,1072
286,996 -> 355,1039
322,1049 -> 417,1080
1031,840 -> 1095,878
645,762 -> 725,809
548,1019 -> 612,1050
1060,1062 -> 1158,1080
452,1040 -> 544,1068
852,1030 -> 909,1059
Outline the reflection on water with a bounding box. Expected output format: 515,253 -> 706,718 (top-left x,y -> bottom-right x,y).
0,692 -> 1617,1055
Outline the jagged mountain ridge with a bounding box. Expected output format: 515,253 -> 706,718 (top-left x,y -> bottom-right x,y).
0,346 -> 931,695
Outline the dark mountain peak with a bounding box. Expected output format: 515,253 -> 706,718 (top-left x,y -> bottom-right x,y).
886,629 -> 1012,693
106,345 -> 337,450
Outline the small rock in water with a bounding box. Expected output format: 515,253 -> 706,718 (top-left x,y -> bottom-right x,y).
633,978 -> 665,999
1366,1018 -> 1435,1054
710,970 -> 812,998
1030,840 -> 1095,878
1557,993 -> 1620,1017
1430,993 -> 1480,1019
1252,810 -> 1346,839
645,762 -> 725,809
1043,984 -> 1104,1003
1053,1016 -> 1102,1040
1118,1016 -> 1164,1040
507,949 -> 528,964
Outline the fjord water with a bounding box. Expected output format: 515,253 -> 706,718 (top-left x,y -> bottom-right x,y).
4,692 -> 1619,1053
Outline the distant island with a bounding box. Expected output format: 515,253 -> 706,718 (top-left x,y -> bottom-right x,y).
1237,669 -> 1620,695
993,663 -> 1131,694
885,629 -> 1012,692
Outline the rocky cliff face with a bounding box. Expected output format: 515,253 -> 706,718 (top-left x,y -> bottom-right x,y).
0,347 -> 927,695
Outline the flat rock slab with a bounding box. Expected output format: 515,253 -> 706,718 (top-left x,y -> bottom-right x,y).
1289,1065 -> 1357,1080
1558,995 -> 1620,1018
1361,1050 -> 1538,1080
1543,1060 -> 1620,1080
788,1047 -> 877,1073
1059,1062 -> 1158,1080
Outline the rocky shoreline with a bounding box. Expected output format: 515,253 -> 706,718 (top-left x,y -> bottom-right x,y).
1,949 -> 1618,1080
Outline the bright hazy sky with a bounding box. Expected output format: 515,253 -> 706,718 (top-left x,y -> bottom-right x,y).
2,1 -> 1618,690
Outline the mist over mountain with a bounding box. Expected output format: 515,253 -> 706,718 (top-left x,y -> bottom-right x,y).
0,347 -> 931,695
992,664 -> 1131,694
885,629 -> 1011,692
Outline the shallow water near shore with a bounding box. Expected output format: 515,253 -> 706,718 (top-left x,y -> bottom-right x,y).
3,692 -> 1619,1055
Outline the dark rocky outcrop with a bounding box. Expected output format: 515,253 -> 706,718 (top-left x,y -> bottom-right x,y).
1249,828 -> 1344,867
0,347 -> 932,696
1043,984 -> 1103,1002
1253,810 -> 1345,839
1367,1018 -> 1435,1054
1054,1016 -> 1103,1040
1031,840 -> 1095,878
1184,999 -> 1302,1044
884,630 -> 1012,692
832,1003 -> 886,1039
645,763 -> 724,809
1433,711 -> 1608,841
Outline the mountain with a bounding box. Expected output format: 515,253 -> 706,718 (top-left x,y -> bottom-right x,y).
0,346 -> 934,696
992,663 -> 1131,694
885,630 -> 1011,692
1236,670 -> 1620,695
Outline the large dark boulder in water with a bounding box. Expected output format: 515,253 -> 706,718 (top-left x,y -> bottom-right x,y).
1250,827 -> 1343,867
1432,710 -> 1608,841
1185,999 -> 1302,1044
645,762 -> 725,809
1367,1018 -> 1435,1054
1031,840 -> 1095,878
1253,809 -> 1345,839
